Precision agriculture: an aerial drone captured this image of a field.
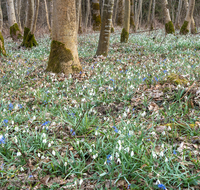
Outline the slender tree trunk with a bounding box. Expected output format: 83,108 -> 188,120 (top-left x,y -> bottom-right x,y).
76,0 -> 81,33
21,0 -> 38,48
44,0 -> 51,32
112,0 -> 118,25
116,0 -> 124,26
32,0 -> 40,34
0,31 -> 6,56
135,0 -> 142,31
191,17 -> 197,34
163,0 -> 175,34
15,0 -> 22,32
47,0 -> 82,74
150,0 -> 155,30
130,0 -> 135,31
6,0 -> 22,40
146,0 -> 152,28
0,0 -> 3,31
175,0 -> 183,29
82,0 -> 90,32
180,0 -> 195,34
92,0 -> 101,31
78,1 -> 83,33
121,0 -> 130,43
96,0 -> 114,56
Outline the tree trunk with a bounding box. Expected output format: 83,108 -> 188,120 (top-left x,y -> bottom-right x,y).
163,0 -> 175,34
47,0 -> 82,74
82,0 -> 90,32
191,17 -> 197,34
78,1 -> 83,33
121,0 -> 130,43
150,0 -> 155,30
92,0 -> 101,31
0,31 -> 6,56
6,0 -> 22,40
21,0 -> 38,48
112,0 -> 118,25
116,0 -> 124,26
50,0 -> 53,28
32,0 -> 40,34
146,0 -> 152,28
175,0 -> 183,29
15,0 -> 22,32
76,0 -> 81,33
96,0 -> 114,56
130,0 -> 135,31
135,0 -> 142,31
180,0 -> 195,34
0,0 -> 3,31
44,0 -> 51,32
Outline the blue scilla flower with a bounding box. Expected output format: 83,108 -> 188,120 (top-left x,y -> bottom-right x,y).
3,119 -> 8,124
0,135 -> 5,144
112,126 -> 118,133
9,103 -> 13,110
158,184 -> 166,190
72,132 -> 76,136
41,121 -> 50,126
173,150 -> 177,155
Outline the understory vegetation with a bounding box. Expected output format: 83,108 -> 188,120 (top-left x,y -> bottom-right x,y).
0,30 -> 200,189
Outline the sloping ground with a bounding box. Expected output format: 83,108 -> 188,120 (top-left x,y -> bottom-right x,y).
0,30 -> 200,189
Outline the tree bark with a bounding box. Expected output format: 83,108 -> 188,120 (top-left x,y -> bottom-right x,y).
116,0 -> 124,26
163,0 -> 175,34
15,0 -> 22,32
6,0 -> 22,40
135,0 -> 142,31
150,0 -> 155,30
21,0 -> 38,48
82,0 -> 90,32
175,0 -> 183,29
112,0 -> 118,25
76,0 -> 81,33
130,0 -> 135,31
146,0 -> 152,28
0,0 -> 3,31
44,0 -> 51,32
180,0 -> 195,34
121,0 -> 130,43
96,0 -> 114,56
32,0 -> 40,34
92,0 -> 101,31
47,0 -> 82,74
0,31 -> 6,56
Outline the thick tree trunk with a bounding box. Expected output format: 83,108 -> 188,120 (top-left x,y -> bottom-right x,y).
175,0 -> 183,29
163,0 -> 175,34
121,0 -> 130,43
92,0 -> 101,31
21,0 -> 37,48
0,0 -> 3,31
0,31 -> 6,56
180,0 -> 195,34
96,0 -> 114,56
146,0 -> 152,28
32,0 -> 40,34
47,0 -> 82,74
6,0 -> 22,40
150,0 -> 155,30
116,0 -> 124,26
44,0 -> 51,32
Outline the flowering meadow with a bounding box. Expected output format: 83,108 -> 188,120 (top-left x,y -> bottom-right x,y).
0,30 -> 200,189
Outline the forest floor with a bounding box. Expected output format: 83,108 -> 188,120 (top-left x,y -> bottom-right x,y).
0,29 -> 200,190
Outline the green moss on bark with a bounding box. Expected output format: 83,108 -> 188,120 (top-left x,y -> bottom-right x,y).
0,31 -> 6,56
180,21 -> 189,35
120,28 -> 129,43
10,23 -> 22,40
111,27 -> 114,33
46,40 -> 82,74
21,27 -> 38,48
92,3 -> 101,31
92,3 -> 100,10
165,21 -> 175,34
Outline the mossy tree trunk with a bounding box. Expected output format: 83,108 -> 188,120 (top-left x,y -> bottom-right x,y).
116,0 -> 124,26
6,0 -> 22,40
47,0 -> 82,75
96,0 -> 114,56
150,0 -> 155,30
180,0 -> 195,35
0,0 -> 3,31
92,0 -> 101,31
175,0 -> 183,29
21,0 -> 38,48
163,0 -> 175,34
121,0 -> 130,43
130,0 -> 135,31
146,0 -> 152,29
0,31 -> 6,56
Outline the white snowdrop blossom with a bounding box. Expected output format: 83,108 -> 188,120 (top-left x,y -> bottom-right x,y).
131,151 -> 134,157
52,150 -> 56,156
15,127 -> 19,131
152,151 -> 157,158
89,149 -> 92,153
38,153 -> 41,157
41,156 -> 45,159
115,152 -> 119,158
43,139 -> 47,144
64,162 -> 67,166
17,152 -> 21,156
117,158 -> 121,164
165,157 -> 168,162
141,111 -> 146,117
93,153 -> 98,159
79,179 -> 83,185
20,167 -> 24,171
42,133 -> 46,138
160,151 -> 164,157
48,143 -> 51,147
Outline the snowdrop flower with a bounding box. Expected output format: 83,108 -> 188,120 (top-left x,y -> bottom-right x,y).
17,152 -> 21,156
52,150 -> 56,156
123,112 -> 127,118
64,162 -> 67,166
79,178 -> 83,185
165,157 -> 168,162
93,153 -> 98,159
38,153 -> 41,157
48,143 -> 51,147
89,149 -> 92,153
20,167 -> 24,171
128,131 -> 134,136
159,151 -> 164,157
117,158 -> 121,164
119,145 -> 122,151
41,155 -> 45,159
131,151 -> 134,157
124,147 -> 130,153
43,139 -> 47,144
151,132 -> 156,136
115,152 -> 119,158
152,151 -> 157,158
42,133 -> 46,138
161,131 -> 166,135
15,127 -> 19,131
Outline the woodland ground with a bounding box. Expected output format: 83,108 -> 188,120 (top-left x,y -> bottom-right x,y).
0,29 -> 200,190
